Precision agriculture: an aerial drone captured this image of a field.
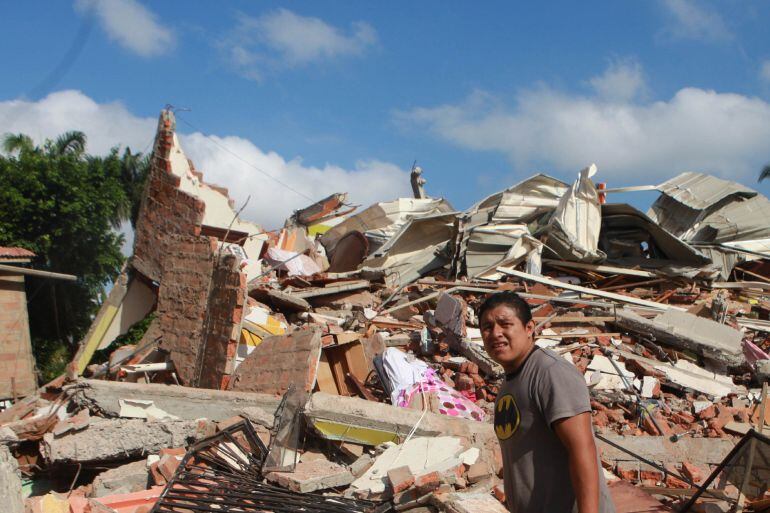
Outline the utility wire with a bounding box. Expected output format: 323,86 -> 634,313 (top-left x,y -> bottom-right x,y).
175,114 -> 315,203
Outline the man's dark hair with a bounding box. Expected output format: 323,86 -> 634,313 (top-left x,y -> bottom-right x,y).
477,291 -> 532,325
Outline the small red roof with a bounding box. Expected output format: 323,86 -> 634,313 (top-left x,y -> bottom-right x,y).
0,247 -> 35,259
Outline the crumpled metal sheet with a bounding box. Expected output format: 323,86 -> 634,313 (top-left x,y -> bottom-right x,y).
361,212 -> 458,288
546,164 -> 605,263
649,172 -> 770,244
320,198 -> 454,258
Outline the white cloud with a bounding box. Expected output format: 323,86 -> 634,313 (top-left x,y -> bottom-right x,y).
222,9 -> 377,80
0,90 -> 410,229
75,0 -> 175,57
760,60 -> 770,85
658,0 -> 733,43
588,60 -> 647,102
396,65 -> 770,184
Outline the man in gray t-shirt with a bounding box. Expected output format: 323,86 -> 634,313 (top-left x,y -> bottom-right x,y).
479,291 -> 615,513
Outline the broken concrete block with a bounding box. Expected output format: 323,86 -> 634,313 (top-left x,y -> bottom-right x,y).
41,418 -> 212,464
350,437 -> 465,496
69,379 -> 282,422
91,460 -> 149,497
52,408 -> 90,437
465,462 -> 492,484
640,376 -> 660,398
265,459 -> 354,493
387,465 -> 415,494
431,491 -> 510,513
613,308 -> 744,367
349,453 -> 374,478
0,445 -> 23,513
305,392 -> 495,447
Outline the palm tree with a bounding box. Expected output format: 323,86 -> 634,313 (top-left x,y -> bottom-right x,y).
52,131 -> 86,156
2,133 -> 35,155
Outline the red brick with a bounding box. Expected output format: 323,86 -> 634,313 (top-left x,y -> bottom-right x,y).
387,465 -> 414,494
414,471 -> 440,495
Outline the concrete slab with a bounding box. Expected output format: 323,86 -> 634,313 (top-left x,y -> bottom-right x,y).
351,437 -> 465,495
41,418 -> 213,463
68,379 -> 281,421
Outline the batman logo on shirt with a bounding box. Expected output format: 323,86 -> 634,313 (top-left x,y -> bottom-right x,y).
494,394 -> 520,441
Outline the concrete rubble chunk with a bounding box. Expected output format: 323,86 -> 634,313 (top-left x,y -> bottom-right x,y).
68,379 -> 282,421
431,491 -> 510,513
0,445 -> 23,513
41,418 -> 212,464
265,459 -> 354,493
350,436 -> 465,496
91,459 -> 149,497
305,392 -> 496,447
613,308 -> 745,367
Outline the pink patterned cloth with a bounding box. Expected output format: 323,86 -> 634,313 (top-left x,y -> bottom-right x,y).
396,368 -> 486,422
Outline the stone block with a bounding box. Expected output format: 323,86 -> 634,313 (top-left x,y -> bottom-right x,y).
92,460 -> 149,497
265,459 -> 354,493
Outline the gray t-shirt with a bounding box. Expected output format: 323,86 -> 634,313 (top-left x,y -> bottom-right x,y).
494,347 -> 615,513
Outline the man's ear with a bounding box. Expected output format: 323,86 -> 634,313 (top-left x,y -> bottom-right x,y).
526,319 -> 535,338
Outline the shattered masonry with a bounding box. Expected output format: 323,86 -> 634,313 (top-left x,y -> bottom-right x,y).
4,107 -> 770,512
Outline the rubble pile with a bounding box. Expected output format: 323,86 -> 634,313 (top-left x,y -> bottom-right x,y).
3,109 -> 770,512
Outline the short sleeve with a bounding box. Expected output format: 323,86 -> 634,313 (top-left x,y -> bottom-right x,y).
534,359 -> 592,427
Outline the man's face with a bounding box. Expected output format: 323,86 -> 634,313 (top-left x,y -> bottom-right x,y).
480,304 -> 535,372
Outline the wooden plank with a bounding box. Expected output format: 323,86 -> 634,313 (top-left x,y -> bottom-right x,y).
535,333 -> 620,339
314,353 -> 338,395
346,373 -> 377,401
497,267 -> 684,311
542,259 -> 656,278
344,343 -> 369,384
600,278 -> 666,292
532,316 -> 617,322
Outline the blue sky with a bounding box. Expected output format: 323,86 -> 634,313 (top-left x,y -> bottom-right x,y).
2,1 -> 770,228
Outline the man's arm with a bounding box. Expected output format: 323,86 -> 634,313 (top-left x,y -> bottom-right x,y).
553,412 -> 600,513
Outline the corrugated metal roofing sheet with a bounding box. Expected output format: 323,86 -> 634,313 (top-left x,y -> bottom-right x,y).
656,172 -> 756,210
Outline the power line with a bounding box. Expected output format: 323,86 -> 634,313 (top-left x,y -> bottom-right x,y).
175,114 -> 315,203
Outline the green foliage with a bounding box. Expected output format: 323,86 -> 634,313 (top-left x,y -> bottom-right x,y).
0,131 -> 149,383
90,312 -> 157,366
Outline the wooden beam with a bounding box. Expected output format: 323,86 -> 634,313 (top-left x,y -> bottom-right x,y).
542,259 -> 656,278
497,267 -> 684,311
0,263 -> 77,281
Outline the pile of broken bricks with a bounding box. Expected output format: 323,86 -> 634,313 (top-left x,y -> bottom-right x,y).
3,109 -> 770,512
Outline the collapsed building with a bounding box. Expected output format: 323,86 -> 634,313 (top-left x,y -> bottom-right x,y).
3,108 -> 770,512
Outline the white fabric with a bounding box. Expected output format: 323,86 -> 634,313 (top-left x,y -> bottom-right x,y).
265,247 -> 322,276
382,347 -> 429,405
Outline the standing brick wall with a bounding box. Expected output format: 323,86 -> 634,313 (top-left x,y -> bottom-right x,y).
198,254 -> 247,390
132,112 -> 205,283
0,273 -> 37,399
128,110 -> 248,390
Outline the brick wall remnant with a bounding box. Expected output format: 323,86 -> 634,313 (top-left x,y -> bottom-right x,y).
132,112 -> 206,283
228,328 -> 323,395
0,270 -> 37,399
198,253 -> 247,390
156,235 -> 216,386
